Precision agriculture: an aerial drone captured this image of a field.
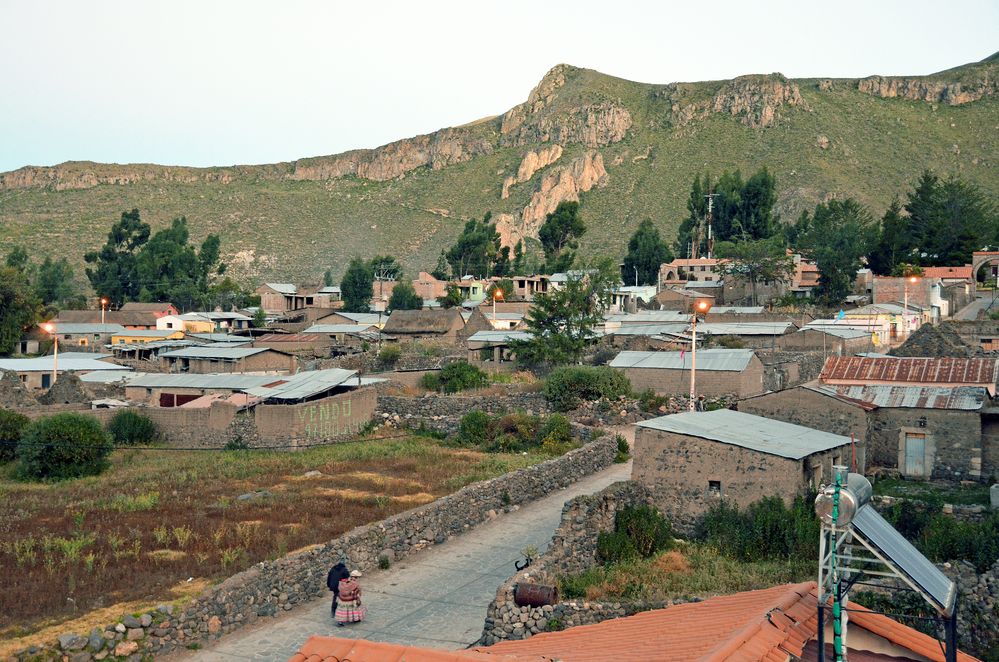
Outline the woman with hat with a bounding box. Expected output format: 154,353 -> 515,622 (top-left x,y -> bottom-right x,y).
334,569 -> 367,626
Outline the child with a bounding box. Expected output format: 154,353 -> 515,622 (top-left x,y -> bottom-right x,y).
334,570 -> 367,626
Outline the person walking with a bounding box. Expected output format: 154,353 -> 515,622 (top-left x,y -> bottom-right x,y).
334,570 -> 367,626
326,561 -> 350,618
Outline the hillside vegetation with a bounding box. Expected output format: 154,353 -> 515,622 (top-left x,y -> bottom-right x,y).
1,54 -> 997,285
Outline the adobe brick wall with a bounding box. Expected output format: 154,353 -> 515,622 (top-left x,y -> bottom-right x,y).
255,387 -> 377,444
618,356 -> 764,399
737,387 -> 868,442
632,427 -> 849,532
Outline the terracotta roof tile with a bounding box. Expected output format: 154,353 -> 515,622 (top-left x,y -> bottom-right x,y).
288,636 -> 550,662
846,604 -> 980,662
922,266 -> 972,280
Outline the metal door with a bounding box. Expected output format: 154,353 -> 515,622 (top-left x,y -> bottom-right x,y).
904,433 -> 926,477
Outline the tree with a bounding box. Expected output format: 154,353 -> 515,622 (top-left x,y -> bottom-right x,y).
431,250 -> 451,281
0,266 -> 40,355
901,171 -> 996,266
387,281 -> 423,311
323,269 -> 334,287
486,279 -> 514,301
251,307 -> 268,328
369,255 -> 402,282
868,196 -> 915,276
716,238 -> 796,306
341,257 -> 374,313
206,277 -> 251,311
510,258 -> 617,365
17,413 -> 114,480
84,209 -> 150,307
34,256 -> 78,307
622,219 -> 672,286
539,201 -> 586,273
796,199 -> 876,305
511,240 -> 526,275
437,284 -> 463,309
134,217 -> 221,310
0,408 -> 29,463
5,246 -> 30,272
445,213 -> 504,277
675,168 -> 779,256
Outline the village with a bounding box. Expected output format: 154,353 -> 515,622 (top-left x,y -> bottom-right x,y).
2,236 -> 999,662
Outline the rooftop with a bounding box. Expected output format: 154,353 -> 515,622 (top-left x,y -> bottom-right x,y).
798,326 -> 871,340
610,349 -> 755,372
243,368 -> 360,401
158,347 -> 274,360
120,302 -> 176,312
304,324 -> 377,334
606,311 -> 691,323
636,409 -> 852,459
187,333 -> 252,343
44,323 -> 126,334
697,322 -> 794,336
264,283 -> 297,295
113,329 -> 180,338
806,383 -> 987,411
922,266 -> 972,280
467,330 -> 532,343
820,356 -> 998,392
290,637 -> 548,662
708,306 -> 765,314
0,356 -> 130,373
382,309 -> 463,334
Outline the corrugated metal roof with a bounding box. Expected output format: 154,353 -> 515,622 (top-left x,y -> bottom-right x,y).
46,323 -> 126,334
255,333 -> 327,342
0,357 -> 132,373
698,322 -> 794,336
187,333 -> 250,343
337,312 -> 384,324
797,327 -> 870,340
112,329 -> 179,338
607,311 -> 691,323
79,370 -> 137,384
243,368 -> 359,401
853,504 -> 956,615
304,324 -> 377,334
609,349 -> 755,372
199,312 -> 251,321
610,324 -> 691,336
821,356 -> 998,387
318,286 -> 342,294
467,331 -> 531,343
264,283 -> 297,294
487,312 -> 524,320
159,347 -> 271,359
708,306 -> 766,314
111,339 -> 202,351
636,409 -> 852,459
683,280 -> 724,288
806,384 -> 986,410
127,373 -> 277,389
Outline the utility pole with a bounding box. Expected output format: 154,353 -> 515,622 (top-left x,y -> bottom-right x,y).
704,192 -> 718,259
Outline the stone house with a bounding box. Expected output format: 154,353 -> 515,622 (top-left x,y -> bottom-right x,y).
158,346 -> 296,374
654,286 -> 713,312
697,321 -> 797,350
779,326 -> 874,355
633,409 -> 856,529
0,353 -> 130,390
608,348 -> 765,398
739,382 -> 991,481
381,308 -> 468,344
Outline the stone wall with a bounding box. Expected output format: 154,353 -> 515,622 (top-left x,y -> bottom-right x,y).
757,349 -> 826,392
376,392 -> 550,433
868,407 -> 983,480
479,480 -> 655,645
13,436 -> 618,661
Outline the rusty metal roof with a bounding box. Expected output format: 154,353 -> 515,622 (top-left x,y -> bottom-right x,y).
820,356 -> 997,387
807,384 -> 986,411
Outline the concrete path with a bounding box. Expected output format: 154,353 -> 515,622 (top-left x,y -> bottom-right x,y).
954,293 -> 995,320
177,457 -> 632,661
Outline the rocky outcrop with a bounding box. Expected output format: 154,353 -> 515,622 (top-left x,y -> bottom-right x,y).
662,74 -> 807,129
502,145 -> 563,199
496,151 -> 607,247
857,75 -> 998,105
0,162 -> 241,191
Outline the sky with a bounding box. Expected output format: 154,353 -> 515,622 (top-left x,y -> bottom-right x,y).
1,0 -> 996,173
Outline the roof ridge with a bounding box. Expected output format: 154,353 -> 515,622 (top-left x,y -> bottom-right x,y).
701,582 -> 815,661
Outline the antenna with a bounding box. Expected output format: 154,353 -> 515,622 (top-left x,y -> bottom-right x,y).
704,192 -> 718,259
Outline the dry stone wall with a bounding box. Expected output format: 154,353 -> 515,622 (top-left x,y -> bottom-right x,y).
13,436 -> 617,661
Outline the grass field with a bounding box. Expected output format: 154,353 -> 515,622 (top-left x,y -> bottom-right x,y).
0,433 -> 541,639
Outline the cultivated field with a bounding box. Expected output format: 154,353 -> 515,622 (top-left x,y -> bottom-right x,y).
0,433 -> 540,641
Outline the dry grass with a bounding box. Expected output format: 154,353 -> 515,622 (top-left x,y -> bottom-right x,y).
0,434 -> 541,638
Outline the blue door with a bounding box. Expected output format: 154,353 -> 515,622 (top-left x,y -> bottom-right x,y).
904,433 -> 926,477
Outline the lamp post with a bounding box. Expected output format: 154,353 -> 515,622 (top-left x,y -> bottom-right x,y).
903,275 -> 919,340
100,298 -> 108,325
634,266 -> 639,288
492,287 -> 504,327
42,322 -> 58,386
689,298 -> 713,411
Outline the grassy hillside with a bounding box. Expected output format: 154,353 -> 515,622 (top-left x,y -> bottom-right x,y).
1,57 -> 997,287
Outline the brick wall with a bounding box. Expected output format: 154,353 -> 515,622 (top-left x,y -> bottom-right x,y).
619,358 -> 764,399
255,388 -> 377,444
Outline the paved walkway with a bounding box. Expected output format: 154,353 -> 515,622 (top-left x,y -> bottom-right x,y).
954,293 -> 995,320
178,458 -> 632,661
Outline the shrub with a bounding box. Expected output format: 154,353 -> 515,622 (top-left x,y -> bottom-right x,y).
107,409 -> 159,446
614,434 -> 630,463
456,410 -> 493,447
543,366 -> 631,411
596,530 -> 638,564
17,413 -> 114,480
694,494 -> 819,562
616,505 -> 673,557
539,413 -> 576,456
426,361 -> 489,393
637,389 -> 669,413
0,408 -> 29,463
378,344 -> 401,365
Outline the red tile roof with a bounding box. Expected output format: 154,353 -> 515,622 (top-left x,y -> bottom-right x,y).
922,266 -> 973,280
820,356 -> 997,389
845,602 -> 980,662
287,637 -> 549,662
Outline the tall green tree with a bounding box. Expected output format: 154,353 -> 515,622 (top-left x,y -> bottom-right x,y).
5,246 -> 30,272
134,217 -> 221,310
510,258 -> 617,365
445,213 -> 505,277
716,238 -> 796,306
539,201 -> 586,273
34,256 -> 79,308
796,199 -> 876,305
84,209 -> 150,307
675,168 -> 778,256
622,219 -> 672,286
369,255 -> 402,281
437,285 -> 463,309
903,171 -> 996,266
868,196 -> 915,276
387,281 -> 423,311
431,250 -> 451,281
323,269 -> 334,287
0,266 -> 40,355
511,240 -> 526,275
341,257 -> 374,313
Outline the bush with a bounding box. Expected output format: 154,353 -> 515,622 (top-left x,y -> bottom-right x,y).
107,409 -> 159,446
637,389 -> 669,413
539,413 -> 576,456
596,530 -> 638,564
598,505 -> 673,564
456,410 -> 493,447
17,413 -> 114,480
378,344 -> 401,365
694,494 -> 819,562
0,408 -> 29,463
614,434 -> 630,463
543,366 -> 631,411
421,361 -> 488,393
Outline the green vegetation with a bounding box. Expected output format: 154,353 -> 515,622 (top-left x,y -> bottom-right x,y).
676,167 -> 779,255
540,201 -> 586,273
613,434 -> 630,463
881,500 -> 999,572
793,198 -> 876,304
872,477 -> 991,506
0,409 -> 29,463
341,257 -> 374,313
16,413 -> 114,480
445,212 -> 509,278
716,238 -> 795,306
377,343 -> 402,365
106,410 -> 159,447
0,265 -> 39,355
542,365 -> 631,411
597,505 -> 674,564
420,361 -> 489,393
387,281 -> 422,310
454,411 -> 577,456
621,218 -> 671,286
694,495 -> 820,562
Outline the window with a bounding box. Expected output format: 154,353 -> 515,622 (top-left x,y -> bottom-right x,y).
708,480 -> 721,496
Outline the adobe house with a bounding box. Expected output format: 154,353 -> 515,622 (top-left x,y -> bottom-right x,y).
55,309 -> 160,330
119,302 -> 179,318
654,286 -> 713,312
779,326 -> 874,355
0,353 -> 130,390
381,308 -> 468,344
609,349 -> 765,398
313,311 -> 386,328
252,333 -> 335,355
633,409 -> 857,530
158,346 -> 296,374
42,323 -> 126,350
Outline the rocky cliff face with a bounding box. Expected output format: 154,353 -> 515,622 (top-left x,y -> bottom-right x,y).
0,163 -> 241,191
496,150 -> 608,247
857,75 -> 998,105
501,144 -> 564,199
663,74 -> 808,129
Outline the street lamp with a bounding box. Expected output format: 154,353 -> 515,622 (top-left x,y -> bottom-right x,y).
41,322 -> 58,387
689,298 -> 713,411
903,274 -> 920,340
492,287 -> 504,327
100,298 -> 108,325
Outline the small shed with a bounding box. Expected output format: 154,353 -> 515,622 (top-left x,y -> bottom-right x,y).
381,309 -> 466,344
158,346 -> 295,374
633,409 -> 856,529
609,349 -> 764,398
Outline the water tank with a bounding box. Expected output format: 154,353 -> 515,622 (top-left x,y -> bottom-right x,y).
814,469 -> 872,527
